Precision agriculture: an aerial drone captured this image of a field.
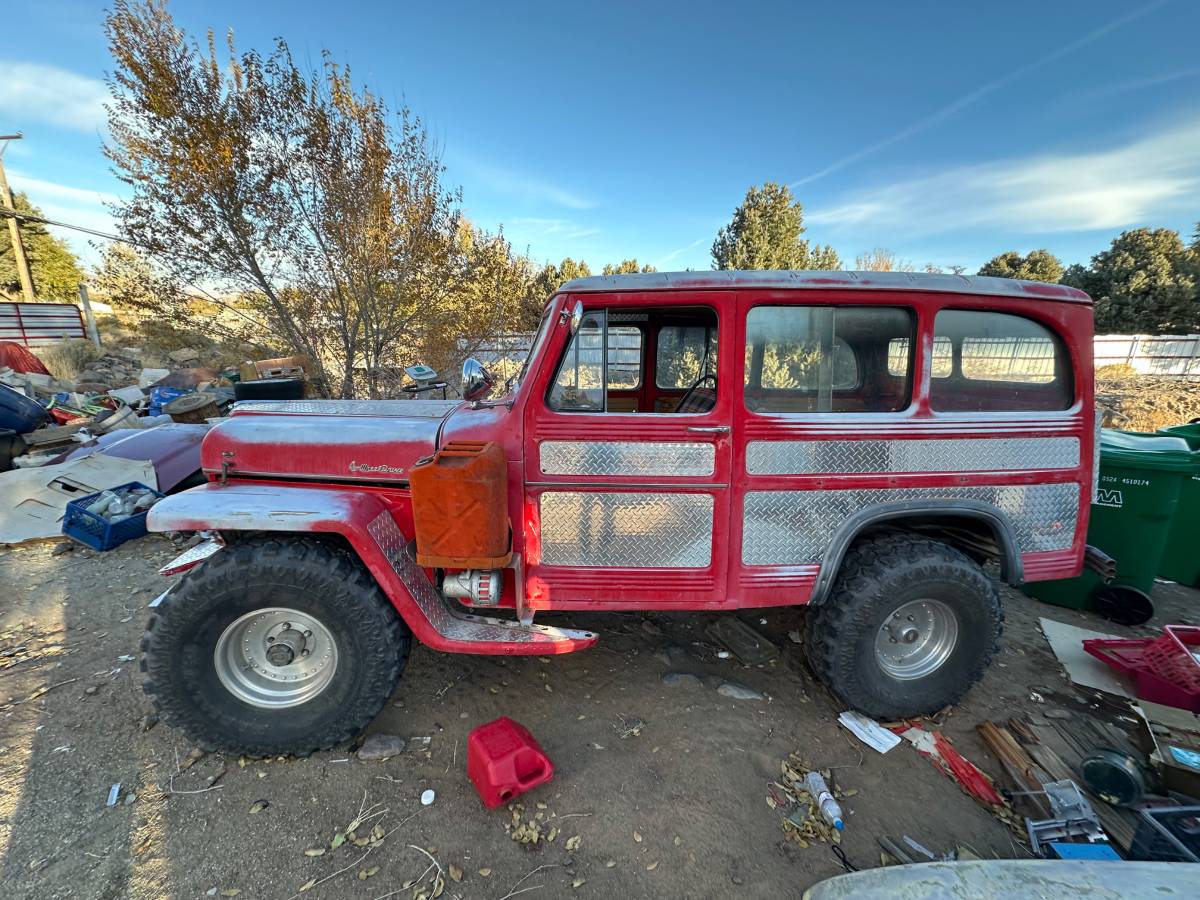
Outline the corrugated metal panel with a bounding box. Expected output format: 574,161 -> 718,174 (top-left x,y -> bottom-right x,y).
0,302 -> 86,347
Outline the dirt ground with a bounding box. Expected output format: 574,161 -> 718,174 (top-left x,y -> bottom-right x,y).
1096,372 -> 1200,433
2,536 -> 1198,900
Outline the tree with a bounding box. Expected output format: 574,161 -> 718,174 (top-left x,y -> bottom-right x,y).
1062,228 -> 1198,333
0,192 -> 85,301
854,248 -> 915,272
712,182 -> 840,271
103,0 -> 502,398
602,259 -> 656,275
90,242 -> 186,313
977,249 -> 1064,283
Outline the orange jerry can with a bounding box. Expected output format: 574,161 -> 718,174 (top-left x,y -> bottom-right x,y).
409,440 -> 511,568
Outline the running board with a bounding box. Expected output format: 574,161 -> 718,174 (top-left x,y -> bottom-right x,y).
370,513 -> 597,655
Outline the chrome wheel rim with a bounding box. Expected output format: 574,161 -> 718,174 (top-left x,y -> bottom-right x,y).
213,607 -> 338,708
874,598 -> 958,680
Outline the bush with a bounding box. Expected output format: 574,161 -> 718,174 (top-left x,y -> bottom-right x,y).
33,338 -> 104,379
1095,363 -> 1139,380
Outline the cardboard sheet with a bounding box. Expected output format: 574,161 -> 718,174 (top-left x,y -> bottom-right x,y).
1038,617 -> 1136,699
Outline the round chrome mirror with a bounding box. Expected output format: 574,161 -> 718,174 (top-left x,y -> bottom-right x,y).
570,300 -> 584,334
461,357 -> 495,402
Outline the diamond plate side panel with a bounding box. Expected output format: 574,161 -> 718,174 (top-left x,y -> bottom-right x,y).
742,484 -> 1079,565
746,437 -> 1080,475
540,441 -> 714,476
367,512 -> 589,644
540,492 -> 713,567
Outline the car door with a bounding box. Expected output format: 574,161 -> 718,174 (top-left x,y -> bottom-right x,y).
521,292 -> 733,610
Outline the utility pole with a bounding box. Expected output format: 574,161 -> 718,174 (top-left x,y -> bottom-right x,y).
0,132 -> 36,301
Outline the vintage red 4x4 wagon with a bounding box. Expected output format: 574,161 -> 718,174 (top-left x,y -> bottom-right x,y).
143,271 -> 1094,754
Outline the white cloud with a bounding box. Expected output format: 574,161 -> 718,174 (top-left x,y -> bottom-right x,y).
653,236 -> 707,269
455,155 -> 595,210
0,61 -> 108,133
507,217 -> 599,240
807,118 -> 1200,237
8,171 -> 121,263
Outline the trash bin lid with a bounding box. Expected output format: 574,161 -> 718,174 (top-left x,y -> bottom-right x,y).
1100,429 -> 1196,472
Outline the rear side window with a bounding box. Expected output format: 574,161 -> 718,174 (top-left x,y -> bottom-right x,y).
931,310 -> 1072,411
744,306 -> 914,413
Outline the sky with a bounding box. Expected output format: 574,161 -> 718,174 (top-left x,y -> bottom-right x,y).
3,0 -> 1200,275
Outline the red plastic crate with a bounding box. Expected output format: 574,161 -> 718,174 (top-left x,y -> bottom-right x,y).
467,717 -> 553,808
1084,625 -> 1200,713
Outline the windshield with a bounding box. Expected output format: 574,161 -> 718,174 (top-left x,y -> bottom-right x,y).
510,302 -> 556,393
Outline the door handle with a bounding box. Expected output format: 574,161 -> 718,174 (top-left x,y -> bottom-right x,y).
686,425 -> 730,434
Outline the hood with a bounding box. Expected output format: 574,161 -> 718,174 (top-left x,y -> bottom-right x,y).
206,399 -> 463,483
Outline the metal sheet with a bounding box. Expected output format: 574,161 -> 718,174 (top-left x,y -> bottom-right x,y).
540,491 -> 713,567
232,399 -> 458,418
742,483 -> 1079,565
746,437 -> 1080,475
540,441 -> 714,477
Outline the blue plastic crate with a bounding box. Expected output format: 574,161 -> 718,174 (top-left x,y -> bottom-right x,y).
62,481 -> 164,551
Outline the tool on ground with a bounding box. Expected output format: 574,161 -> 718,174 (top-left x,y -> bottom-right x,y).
903,834 -> 936,860
878,836 -> 915,864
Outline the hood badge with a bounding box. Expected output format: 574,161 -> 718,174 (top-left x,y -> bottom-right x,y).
349,460 -> 406,476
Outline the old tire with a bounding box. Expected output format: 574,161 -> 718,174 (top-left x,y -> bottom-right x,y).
141,535 -> 410,755
805,533 -> 1002,719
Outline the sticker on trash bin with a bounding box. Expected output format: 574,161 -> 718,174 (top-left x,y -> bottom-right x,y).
1095,489 -> 1123,508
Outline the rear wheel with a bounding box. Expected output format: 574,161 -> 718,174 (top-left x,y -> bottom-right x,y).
805,533 -> 1002,719
142,535 -> 410,755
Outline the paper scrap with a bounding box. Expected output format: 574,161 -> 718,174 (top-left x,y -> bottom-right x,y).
838,710 -> 901,753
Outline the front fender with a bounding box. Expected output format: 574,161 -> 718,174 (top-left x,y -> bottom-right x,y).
147,482 -> 386,535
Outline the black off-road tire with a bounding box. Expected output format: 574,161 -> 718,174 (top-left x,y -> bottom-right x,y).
141,535 -> 410,756
805,533 -> 1003,719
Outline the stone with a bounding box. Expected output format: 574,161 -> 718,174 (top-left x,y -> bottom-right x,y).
51,541 -> 75,556
661,672 -> 703,689
139,714 -> 159,732
716,681 -> 763,701
356,734 -> 406,761
169,348 -> 200,363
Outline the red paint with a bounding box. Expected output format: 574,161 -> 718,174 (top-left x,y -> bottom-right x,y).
467,717 -> 554,808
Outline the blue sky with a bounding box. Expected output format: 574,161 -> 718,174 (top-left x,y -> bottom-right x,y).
3,0 -> 1199,274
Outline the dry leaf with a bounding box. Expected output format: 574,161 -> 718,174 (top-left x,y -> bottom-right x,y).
565,835 -> 581,851
646,861 -> 658,871
330,832 -> 345,850
674,836 -> 682,846
248,800 -> 269,815
633,831 -> 643,843
179,748 -> 205,771
304,848 -> 325,857
220,891 -> 241,897
298,879 -> 316,893
478,868 -> 492,877
448,864 -> 463,883
572,879 -> 586,888
605,860 -> 616,868
372,824 -> 385,840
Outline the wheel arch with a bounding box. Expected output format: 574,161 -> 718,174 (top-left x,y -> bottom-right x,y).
807,499 -> 1023,605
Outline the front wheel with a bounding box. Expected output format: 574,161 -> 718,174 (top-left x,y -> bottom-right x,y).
805,533 -> 1002,719
141,536 -> 411,756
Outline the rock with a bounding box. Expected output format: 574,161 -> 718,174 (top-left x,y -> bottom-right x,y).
169,348 -> 200,364
139,714 -> 159,732
84,685 -> 99,696
640,619 -> 663,637
357,734 -> 406,761
716,681 -> 763,701
661,672 -> 703,689
51,541 -> 75,557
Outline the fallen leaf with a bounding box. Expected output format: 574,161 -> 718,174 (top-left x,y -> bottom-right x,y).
674,836 -> 682,846
298,879 -> 316,893
179,748 -> 205,771
303,848 -> 325,857
572,879 -> 586,888
478,868 -> 492,877
633,831 -> 643,843
371,824 -> 385,840
220,890 -> 241,897
605,860 -> 616,868
248,800 -> 269,815
330,832 -> 345,850
565,835 -> 581,851
448,864 -> 463,883
646,861 -> 658,871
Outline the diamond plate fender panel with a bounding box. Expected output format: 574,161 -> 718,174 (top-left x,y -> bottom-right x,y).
366,512 -> 596,650
742,483 -> 1079,566
746,437 -> 1080,475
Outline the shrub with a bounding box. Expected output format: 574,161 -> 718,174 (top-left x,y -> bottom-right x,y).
33,338 -> 104,379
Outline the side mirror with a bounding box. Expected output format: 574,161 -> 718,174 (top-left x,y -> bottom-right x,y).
569,300 -> 583,334
461,357 -> 495,402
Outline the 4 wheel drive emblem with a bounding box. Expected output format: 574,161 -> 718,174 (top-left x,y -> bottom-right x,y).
349,460 -> 406,475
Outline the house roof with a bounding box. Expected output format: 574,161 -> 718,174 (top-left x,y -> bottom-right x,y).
555,270 -> 1092,304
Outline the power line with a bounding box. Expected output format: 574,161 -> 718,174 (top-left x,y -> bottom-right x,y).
0,205 -> 144,247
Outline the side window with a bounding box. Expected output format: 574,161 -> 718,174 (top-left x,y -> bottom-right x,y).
744,306 -> 914,413
543,316 -> 644,411
888,337 -> 952,377
606,326 -> 643,390
931,310 -> 1072,411
656,325 -> 717,389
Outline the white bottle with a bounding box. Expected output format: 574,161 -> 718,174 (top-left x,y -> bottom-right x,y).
802,771 -> 844,831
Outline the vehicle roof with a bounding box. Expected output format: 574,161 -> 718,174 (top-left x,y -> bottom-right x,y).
555,270 -> 1092,304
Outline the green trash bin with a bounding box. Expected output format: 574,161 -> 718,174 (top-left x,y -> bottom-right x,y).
1155,421 -> 1200,587
1025,429 -> 1194,621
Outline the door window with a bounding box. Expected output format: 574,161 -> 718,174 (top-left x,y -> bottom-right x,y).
744,306 -> 914,413
657,325 -> 718,389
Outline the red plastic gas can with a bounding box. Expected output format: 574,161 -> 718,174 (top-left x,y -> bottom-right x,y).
467,717 -> 554,808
